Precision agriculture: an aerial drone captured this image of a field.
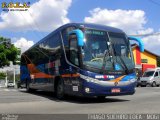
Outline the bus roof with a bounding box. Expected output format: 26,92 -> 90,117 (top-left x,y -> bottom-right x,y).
62,23 -> 124,33
23,23 -> 124,54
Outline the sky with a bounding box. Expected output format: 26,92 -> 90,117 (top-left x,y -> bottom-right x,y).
0,0 -> 160,55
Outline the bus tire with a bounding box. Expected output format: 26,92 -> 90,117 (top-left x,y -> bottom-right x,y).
26,83 -> 31,92
56,78 -> 64,99
26,82 -> 35,93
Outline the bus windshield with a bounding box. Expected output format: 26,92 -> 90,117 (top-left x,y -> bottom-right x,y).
82,28 -> 134,73
108,32 -> 134,71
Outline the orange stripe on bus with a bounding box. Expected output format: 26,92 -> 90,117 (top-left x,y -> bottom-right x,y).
61,74 -> 80,78
109,75 -> 125,82
32,73 -> 54,79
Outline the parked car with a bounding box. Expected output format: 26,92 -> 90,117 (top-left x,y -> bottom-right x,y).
7,81 -> 14,88
139,68 -> 160,87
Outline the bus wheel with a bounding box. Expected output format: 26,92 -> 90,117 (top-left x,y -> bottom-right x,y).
56,79 -> 64,99
26,83 -> 35,92
26,83 -> 31,92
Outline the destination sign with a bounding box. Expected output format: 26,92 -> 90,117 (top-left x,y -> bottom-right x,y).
85,29 -> 105,36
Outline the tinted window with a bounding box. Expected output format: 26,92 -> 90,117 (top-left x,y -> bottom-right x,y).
109,32 -> 134,71
62,27 -> 76,60
62,26 -> 76,44
42,33 -> 60,48
21,54 -> 28,65
143,71 -> 154,77
39,33 -> 61,62
24,32 -> 61,65
82,29 -> 110,70
155,72 -> 158,77
69,35 -> 79,66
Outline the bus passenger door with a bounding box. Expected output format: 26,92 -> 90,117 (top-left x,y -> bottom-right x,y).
63,30 -> 83,95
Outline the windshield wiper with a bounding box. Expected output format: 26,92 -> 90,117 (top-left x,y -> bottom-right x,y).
118,56 -> 129,74
101,48 -> 114,71
112,44 -> 129,74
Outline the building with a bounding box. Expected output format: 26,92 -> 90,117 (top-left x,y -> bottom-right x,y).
132,44 -> 159,72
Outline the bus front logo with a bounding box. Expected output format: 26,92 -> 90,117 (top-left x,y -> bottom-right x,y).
95,75 -> 114,79
114,82 -> 118,86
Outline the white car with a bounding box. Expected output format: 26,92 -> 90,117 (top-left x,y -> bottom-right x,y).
140,68 -> 160,87
7,81 -> 14,88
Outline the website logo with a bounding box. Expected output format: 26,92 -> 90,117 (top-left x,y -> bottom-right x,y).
1,2 -> 30,11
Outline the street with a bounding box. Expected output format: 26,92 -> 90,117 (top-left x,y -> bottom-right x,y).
0,87 -> 160,114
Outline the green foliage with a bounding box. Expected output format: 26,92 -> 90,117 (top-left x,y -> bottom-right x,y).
157,56 -> 160,67
0,37 -> 20,67
15,74 -> 20,81
0,72 -> 6,80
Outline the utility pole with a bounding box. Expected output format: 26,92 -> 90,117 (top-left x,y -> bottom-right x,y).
13,66 -> 15,87
5,71 -> 8,87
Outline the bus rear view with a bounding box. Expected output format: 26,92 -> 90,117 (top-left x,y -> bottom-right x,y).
20,23 -> 144,99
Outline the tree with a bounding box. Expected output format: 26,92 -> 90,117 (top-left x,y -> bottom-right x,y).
0,37 -> 20,67
157,56 -> 160,67
0,72 -> 6,80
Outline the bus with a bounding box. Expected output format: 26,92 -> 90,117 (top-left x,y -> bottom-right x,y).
20,23 -> 144,99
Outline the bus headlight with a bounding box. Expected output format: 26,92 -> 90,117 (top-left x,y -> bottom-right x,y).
86,77 -> 98,83
80,74 -> 99,84
85,87 -> 90,93
130,78 -> 136,83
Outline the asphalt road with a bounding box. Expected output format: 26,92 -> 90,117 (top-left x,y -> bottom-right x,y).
0,87 -> 160,114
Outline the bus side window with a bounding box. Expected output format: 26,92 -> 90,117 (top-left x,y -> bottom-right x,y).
62,26 -> 76,43
69,34 -> 79,66
21,55 -> 27,65
62,26 -> 76,60
39,32 -> 61,61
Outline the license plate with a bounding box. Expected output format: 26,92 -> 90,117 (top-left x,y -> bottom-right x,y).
111,88 -> 120,93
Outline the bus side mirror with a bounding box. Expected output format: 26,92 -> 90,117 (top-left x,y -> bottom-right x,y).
68,29 -> 84,47
128,36 -> 144,52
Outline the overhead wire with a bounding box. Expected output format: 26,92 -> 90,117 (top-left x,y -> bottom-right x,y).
11,0 -> 44,39
128,32 -> 160,37
10,0 -> 43,39
149,0 -> 160,6
20,0 -> 46,37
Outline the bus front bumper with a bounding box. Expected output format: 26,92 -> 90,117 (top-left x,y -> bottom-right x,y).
82,81 -> 136,97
